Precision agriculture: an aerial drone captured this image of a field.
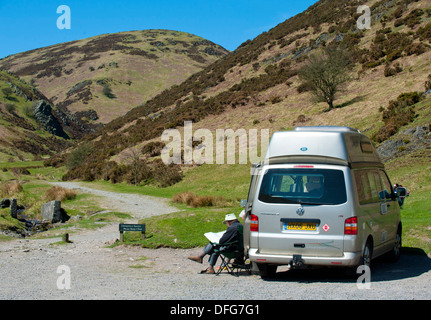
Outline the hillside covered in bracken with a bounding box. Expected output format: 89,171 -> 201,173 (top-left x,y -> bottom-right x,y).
0,30 -> 229,124
0,30 -> 228,161
47,0 -> 431,187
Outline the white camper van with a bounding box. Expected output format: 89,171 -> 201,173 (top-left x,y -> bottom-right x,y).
243,126 -> 402,277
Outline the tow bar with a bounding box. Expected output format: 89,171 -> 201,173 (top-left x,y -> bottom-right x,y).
290,255 -> 305,268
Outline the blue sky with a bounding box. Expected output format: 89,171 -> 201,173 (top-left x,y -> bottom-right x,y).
0,0 -> 318,59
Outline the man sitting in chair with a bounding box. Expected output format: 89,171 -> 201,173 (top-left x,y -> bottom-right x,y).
188,213 -> 243,274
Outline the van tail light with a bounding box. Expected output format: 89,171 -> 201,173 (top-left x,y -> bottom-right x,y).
250,214 -> 259,232
344,216 -> 358,235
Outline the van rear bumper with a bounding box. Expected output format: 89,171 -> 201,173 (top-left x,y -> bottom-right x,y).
248,249 -> 362,267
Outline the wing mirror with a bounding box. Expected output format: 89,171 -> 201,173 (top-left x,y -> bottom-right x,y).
396,187 -> 408,208
397,187 -> 407,198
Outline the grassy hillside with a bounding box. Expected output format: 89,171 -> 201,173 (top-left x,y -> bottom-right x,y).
0,30 -> 229,124
27,0 -> 431,252
53,0 -> 431,184
0,71 -> 72,161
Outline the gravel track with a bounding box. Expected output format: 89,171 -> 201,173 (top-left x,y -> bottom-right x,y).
0,182 -> 430,300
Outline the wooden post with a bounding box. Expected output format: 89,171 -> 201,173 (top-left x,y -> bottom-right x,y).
62,233 -> 72,243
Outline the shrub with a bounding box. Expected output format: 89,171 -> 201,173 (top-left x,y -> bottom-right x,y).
5,103 -> 16,114
23,104 -> 35,118
102,85 -> 116,99
1,87 -> 13,99
141,141 -> 165,157
270,95 -> 282,104
66,143 -> 91,169
297,82 -> 312,93
384,62 -> 403,77
151,159 -> 183,187
405,43 -> 427,56
44,186 -> 77,201
1,181 -> 23,197
124,159 -> 152,185
417,22 -> 431,41
172,191 -> 223,208
373,92 -> 418,142
10,167 -> 31,175
425,74 -> 431,91
172,191 -> 196,206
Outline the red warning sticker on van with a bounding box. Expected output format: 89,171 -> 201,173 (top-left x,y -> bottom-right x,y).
322,224 -> 330,232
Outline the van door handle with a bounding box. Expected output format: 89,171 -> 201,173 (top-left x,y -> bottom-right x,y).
294,243 -> 305,248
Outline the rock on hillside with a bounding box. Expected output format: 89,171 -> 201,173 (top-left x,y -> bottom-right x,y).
378,124 -> 431,162
0,71 -> 77,160
0,30 -> 229,123
32,100 -> 69,139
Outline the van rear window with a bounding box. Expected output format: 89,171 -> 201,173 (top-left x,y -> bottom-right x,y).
258,168 -> 347,205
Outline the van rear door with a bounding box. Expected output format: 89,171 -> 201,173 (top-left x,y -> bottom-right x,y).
253,166 -> 348,258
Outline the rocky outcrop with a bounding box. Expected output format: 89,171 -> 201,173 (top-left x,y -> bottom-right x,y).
377,124 -> 431,162
33,100 -> 69,139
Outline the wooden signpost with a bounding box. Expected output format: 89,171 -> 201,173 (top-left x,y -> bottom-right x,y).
119,223 -> 146,242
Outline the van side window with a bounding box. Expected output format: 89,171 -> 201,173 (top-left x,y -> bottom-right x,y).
247,173 -> 259,203
368,170 -> 382,203
354,169 -> 382,204
378,170 -> 393,200
354,170 -> 370,204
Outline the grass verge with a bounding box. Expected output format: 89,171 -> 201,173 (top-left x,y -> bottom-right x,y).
119,207 -> 237,249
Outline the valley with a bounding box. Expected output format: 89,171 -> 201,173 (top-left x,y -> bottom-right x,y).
0,0 -> 430,300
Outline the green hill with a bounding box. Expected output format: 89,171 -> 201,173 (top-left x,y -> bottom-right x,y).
57,0 -> 431,184
0,71 -> 73,161
0,30 -> 229,124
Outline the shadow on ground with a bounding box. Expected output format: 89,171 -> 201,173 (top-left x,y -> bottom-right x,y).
257,247 -> 431,283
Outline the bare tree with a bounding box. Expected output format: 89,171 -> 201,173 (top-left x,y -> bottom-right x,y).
298,46 -> 353,110
123,148 -> 141,187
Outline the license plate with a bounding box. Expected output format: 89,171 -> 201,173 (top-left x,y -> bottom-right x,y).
283,222 -> 317,231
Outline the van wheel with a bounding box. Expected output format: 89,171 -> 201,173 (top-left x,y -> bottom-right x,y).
361,239 -> 373,268
386,227 -> 402,262
257,263 -> 277,278
347,240 -> 372,278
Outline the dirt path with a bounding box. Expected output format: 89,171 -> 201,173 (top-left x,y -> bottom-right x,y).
0,181 -> 205,299
49,181 -> 178,221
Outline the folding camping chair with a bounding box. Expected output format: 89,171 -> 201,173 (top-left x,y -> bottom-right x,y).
214,224 -> 251,276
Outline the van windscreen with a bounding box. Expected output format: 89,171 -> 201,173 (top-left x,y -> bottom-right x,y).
258,168 -> 347,205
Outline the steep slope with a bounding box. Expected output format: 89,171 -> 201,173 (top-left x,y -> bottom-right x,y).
0,30 -> 229,123
0,71 -> 73,161
54,0 -> 431,186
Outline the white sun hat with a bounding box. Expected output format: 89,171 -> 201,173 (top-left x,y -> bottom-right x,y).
223,213 -> 237,224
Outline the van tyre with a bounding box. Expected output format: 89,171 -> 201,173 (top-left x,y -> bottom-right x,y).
346,239 -> 373,278
360,239 -> 373,269
386,226 -> 402,262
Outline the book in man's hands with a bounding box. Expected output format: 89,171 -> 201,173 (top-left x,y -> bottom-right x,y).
204,231 -> 225,244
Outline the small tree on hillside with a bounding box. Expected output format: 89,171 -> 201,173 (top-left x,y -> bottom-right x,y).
66,143 -> 91,169
298,46 -> 353,110
2,87 -> 13,99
